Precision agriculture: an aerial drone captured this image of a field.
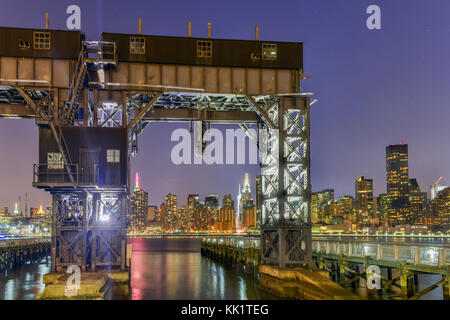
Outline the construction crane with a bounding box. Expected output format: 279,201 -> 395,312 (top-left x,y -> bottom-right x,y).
430,176 -> 444,200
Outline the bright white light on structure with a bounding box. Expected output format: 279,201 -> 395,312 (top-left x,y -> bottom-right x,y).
99,214 -> 110,222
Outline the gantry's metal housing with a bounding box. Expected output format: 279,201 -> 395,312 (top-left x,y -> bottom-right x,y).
0,26 -> 312,270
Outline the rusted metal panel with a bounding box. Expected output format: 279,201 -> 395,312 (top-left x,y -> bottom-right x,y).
129,62 -> 145,85
52,59 -> 70,88
161,64 -> 176,86
112,61 -> 129,84
204,67 -> 217,92
146,63 -> 160,85
35,58 -> 52,83
0,57 -> 73,88
232,68 -> 246,94
277,69 -> 292,94
261,69 -> 277,95
218,67 -> 231,94
101,32 -> 302,70
191,66 -> 204,89
17,58 -> 34,86
0,27 -> 81,59
0,57 -> 17,85
176,65 -> 190,88
247,68 -> 261,95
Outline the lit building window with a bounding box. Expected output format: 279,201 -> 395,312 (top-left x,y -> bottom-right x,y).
34,32 -> 51,50
130,37 -> 146,54
47,153 -> 63,169
262,43 -> 277,60
107,149 -> 120,163
197,41 -> 212,58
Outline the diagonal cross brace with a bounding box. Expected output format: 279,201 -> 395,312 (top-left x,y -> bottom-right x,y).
246,96 -> 277,130
127,92 -> 163,132
15,87 -> 75,184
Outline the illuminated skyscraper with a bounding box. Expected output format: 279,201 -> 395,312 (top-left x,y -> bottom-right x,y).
222,194 -> 234,209
187,194 -> 200,209
215,206 -> 236,232
311,193 -> 320,223
337,195 -> 354,217
244,206 -> 257,229
431,187 -> 449,225
377,194 -> 389,218
409,178 -> 426,224
13,202 -> 19,216
129,172 -> 149,231
237,173 -> 254,229
355,176 -> 374,225
312,189 -> 334,221
205,195 -> 219,209
386,143 -> 410,226
164,193 -> 178,230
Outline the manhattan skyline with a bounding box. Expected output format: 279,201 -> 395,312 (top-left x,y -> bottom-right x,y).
0,0 -> 449,208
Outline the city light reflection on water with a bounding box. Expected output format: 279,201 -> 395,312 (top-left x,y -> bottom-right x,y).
130,237 -> 278,300
0,257 -> 50,300
0,237 -> 444,300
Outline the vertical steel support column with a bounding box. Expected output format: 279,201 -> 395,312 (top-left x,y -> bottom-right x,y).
260,96 -> 312,268
121,193 -> 127,271
305,99 -> 313,267
53,90 -> 59,126
81,192 -> 87,272
90,193 -> 98,272
51,194 -> 58,273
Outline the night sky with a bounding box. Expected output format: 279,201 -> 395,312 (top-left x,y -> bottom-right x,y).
0,0 -> 449,210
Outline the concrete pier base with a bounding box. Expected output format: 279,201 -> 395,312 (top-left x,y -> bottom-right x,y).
259,265 -> 359,300
35,270 -> 130,300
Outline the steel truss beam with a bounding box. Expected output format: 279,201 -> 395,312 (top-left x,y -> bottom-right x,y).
0,79 -> 313,269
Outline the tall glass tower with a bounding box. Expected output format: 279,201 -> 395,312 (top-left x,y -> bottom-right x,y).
386,143 -> 410,226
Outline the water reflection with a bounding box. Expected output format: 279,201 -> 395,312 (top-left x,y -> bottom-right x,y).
130,237 -> 278,300
0,257 -> 50,300
0,237 -> 444,300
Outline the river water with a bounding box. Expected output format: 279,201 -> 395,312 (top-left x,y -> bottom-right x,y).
0,237 -> 445,300
130,237 -> 277,300
0,256 -> 51,300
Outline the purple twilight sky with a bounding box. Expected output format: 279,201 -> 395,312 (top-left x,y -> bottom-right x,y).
0,0 -> 449,210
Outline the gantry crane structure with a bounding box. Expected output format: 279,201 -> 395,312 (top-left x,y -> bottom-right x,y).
0,23 -> 313,271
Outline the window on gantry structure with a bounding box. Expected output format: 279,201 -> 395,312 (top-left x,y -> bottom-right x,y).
130,37 -> 146,54
18,40 -> 30,49
197,40 -> 212,58
47,153 -> 63,170
262,43 -> 277,60
107,149 -> 120,163
34,32 -> 51,50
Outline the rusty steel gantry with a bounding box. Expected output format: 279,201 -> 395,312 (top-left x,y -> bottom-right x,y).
0,23 -> 313,271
